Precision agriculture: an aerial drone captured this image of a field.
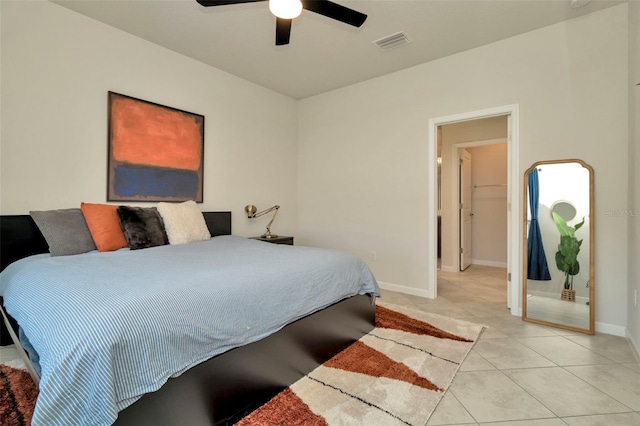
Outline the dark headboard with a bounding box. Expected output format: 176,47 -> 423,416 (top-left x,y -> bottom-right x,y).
202,211 -> 232,239
0,211 -> 232,273
0,215 -> 49,273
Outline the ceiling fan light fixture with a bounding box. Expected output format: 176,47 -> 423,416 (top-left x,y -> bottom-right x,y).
269,0 -> 303,19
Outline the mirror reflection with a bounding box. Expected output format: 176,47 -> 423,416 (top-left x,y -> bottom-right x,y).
551,200 -> 577,222
523,159 -> 594,334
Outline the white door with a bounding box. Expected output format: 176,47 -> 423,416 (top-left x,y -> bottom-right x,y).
460,149 -> 472,271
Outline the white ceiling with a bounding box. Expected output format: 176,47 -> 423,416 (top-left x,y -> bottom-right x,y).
52,0 -> 624,99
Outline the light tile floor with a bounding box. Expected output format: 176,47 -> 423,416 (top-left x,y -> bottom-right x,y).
381,265 -> 640,426
2,264 -> 639,425
0,346 -> 24,370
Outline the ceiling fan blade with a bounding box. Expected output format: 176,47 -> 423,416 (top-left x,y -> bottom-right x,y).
275,18 -> 292,45
302,0 -> 367,27
196,0 -> 264,6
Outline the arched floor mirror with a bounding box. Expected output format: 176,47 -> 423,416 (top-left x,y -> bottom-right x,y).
522,159 -> 595,334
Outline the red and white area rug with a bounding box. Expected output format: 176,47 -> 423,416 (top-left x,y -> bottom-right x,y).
237,302 -> 484,426
0,302 -> 483,426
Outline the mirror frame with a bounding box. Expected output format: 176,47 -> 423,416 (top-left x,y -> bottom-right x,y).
522,159 -> 595,334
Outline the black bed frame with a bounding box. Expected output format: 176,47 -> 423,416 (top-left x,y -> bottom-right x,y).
0,212 -> 375,425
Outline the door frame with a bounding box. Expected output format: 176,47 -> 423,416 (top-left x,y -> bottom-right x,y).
427,104 -> 521,316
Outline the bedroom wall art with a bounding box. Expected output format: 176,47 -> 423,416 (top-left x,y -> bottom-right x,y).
107,91 -> 204,202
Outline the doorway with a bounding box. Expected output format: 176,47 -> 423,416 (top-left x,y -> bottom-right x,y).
427,105 -> 520,316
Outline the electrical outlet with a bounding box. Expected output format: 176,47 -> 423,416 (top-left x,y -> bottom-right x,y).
369,251 -> 377,261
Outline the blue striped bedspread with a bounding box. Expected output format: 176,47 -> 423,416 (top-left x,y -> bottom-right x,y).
0,236 -> 379,425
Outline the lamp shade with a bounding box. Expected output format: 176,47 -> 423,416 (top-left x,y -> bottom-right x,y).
269,0 -> 302,19
245,204 -> 257,218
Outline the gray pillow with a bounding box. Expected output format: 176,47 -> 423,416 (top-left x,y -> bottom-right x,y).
30,208 -> 97,256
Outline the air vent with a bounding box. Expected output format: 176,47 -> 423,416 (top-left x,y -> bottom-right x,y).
373,32 -> 411,51
570,0 -> 590,8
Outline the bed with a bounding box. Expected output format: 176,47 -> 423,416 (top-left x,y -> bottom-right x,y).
0,212 -> 379,425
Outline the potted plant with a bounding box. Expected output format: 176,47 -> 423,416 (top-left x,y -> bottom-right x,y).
552,212 -> 584,302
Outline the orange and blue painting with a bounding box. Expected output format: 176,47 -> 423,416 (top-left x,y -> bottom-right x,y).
107,92 -> 204,202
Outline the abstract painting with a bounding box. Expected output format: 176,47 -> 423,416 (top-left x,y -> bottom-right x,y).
107,91 -> 204,202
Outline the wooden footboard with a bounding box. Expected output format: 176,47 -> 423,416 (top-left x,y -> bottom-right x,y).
114,294 -> 375,426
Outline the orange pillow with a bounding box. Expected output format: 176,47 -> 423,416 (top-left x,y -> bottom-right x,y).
80,203 -> 128,252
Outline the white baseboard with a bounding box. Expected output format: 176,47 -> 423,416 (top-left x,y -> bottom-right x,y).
596,322 -> 627,337
472,259 -> 508,268
377,281 -> 432,299
441,261 -> 507,271
626,329 -> 640,361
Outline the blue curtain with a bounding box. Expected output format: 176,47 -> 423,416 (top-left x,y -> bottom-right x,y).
527,169 -> 551,280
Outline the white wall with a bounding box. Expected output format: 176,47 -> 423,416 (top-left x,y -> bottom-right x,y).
0,1 -> 298,238
468,144 -> 508,268
298,4 -> 629,331
628,1 -> 640,355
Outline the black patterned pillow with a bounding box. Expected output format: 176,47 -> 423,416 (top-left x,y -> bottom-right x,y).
116,206 -> 169,250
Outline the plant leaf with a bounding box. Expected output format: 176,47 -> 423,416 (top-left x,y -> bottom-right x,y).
571,262 -> 580,275
556,235 -> 580,276
552,212 -> 574,237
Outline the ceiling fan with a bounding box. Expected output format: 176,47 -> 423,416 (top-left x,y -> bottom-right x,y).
196,0 -> 367,46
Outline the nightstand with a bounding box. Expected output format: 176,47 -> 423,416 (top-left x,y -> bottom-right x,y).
250,236 -> 294,245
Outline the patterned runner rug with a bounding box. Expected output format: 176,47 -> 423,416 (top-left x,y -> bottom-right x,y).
237,302 -> 484,425
0,302 -> 483,425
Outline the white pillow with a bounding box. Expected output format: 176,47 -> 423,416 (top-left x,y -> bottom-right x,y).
157,201 -> 211,245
